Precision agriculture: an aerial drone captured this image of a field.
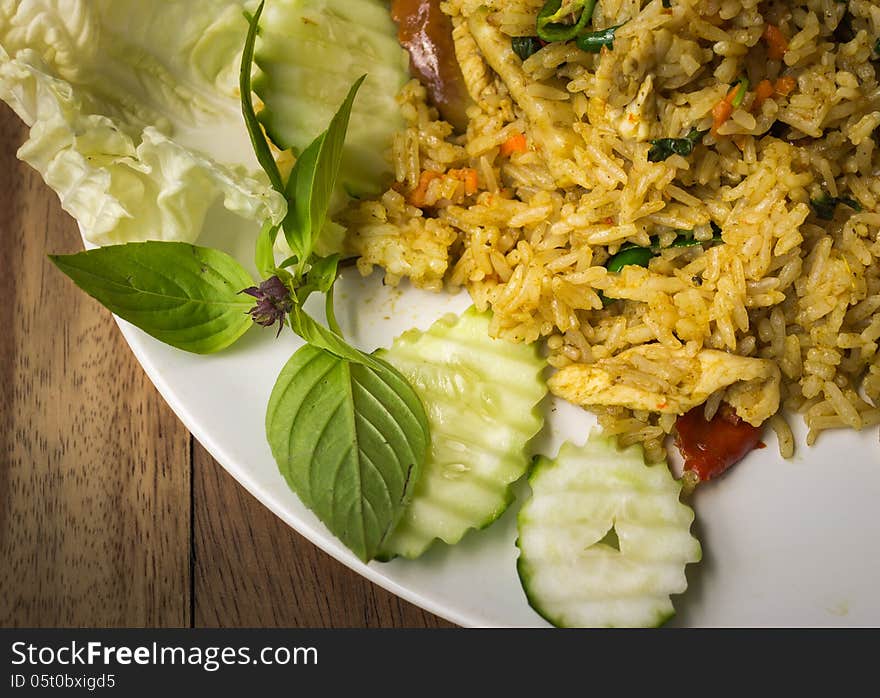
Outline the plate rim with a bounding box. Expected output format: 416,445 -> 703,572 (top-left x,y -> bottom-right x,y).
114,317 -> 477,628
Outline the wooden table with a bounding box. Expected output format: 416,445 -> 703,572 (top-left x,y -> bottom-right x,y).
0,106 -> 452,628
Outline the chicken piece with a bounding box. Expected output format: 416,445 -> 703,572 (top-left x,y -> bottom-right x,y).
607,75 -> 656,142
467,8 -> 581,186
548,345 -> 780,426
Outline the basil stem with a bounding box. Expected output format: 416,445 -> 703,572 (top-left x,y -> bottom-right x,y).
575,23 -> 623,52
512,36 -> 543,61
536,0 -> 597,43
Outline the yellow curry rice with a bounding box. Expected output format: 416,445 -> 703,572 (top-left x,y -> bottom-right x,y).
341,0 -> 880,462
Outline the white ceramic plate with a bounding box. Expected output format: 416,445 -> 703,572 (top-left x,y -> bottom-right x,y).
104,116 -> 880,629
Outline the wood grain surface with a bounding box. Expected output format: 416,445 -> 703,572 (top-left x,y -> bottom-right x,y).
0,105 -> 452,629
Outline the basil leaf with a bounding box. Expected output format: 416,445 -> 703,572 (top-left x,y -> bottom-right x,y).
255,220 -> 280,279
266,343 -> 429,561
50,242 -> 254,354
241,0 -> 283,192
648,128 -> 705,163
511,36 -> 542,61
283,75 -> 366,260
295,254 -> 340,306
575,23 -> 623,53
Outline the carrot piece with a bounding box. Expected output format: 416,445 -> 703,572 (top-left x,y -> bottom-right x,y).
499,132 -> 528,156
711,100 -> 734,137
763,24 -> 788,61
408,170 -> 443,207
775,75 -> 797,97
450,168 -> 479,195
753,79 -> 775,110
711,85 -> 739,137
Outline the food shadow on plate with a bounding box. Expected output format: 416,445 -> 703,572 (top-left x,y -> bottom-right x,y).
663,509 -> 712,628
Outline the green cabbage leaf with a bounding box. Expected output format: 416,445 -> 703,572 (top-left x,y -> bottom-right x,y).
0,0 -> 286,245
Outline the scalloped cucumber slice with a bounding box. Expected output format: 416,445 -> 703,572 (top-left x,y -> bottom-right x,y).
517,435 -> 701,628
377,307 -> 547,559
254,0 -> 409,199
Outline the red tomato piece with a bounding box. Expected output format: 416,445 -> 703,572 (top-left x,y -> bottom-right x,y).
674,404 -> 764,483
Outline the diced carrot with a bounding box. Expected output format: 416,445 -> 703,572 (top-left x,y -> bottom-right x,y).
449,168 -> 479,195
711,100 -> 734,137
711,84 -> 740,137
408,170 -> 443,207
500,133 -> 528,156
753,79 -> 775,110
775,75 -> 797,97
763,24 -> 789,61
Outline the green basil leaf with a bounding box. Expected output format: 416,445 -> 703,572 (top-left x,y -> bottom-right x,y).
266,343 -> 429,561
241,0 -> 284,192
50,242 -> 254,354
283,75 -> 366,260
255,220 -> 280,279
295,253 -> 340,306
574,23 -> 623,53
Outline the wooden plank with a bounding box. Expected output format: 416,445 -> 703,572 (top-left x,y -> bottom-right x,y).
192,442 -> 455,627
0,106 -> 192,627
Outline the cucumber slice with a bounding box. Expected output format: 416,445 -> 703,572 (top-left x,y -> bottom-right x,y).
517,435 -> 701,628
378,308 -> 547,559
253,0 -> 409,199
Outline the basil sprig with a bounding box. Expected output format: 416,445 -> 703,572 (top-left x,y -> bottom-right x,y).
240,3 -> 430,562
49,0 -> 430,563
283,76 -> 365,264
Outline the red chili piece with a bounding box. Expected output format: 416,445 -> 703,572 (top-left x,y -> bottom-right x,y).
674,403 -> 763,483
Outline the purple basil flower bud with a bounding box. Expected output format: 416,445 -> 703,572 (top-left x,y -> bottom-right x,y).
241,275 -> 293,336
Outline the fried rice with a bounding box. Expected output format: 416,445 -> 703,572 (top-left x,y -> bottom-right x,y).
341,0 -> 880,463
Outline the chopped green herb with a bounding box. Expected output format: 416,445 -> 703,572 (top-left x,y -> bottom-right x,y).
648,128 -> 706,163
811,193 -> 862,220
512,36 -> 543,61
601,226 -> 722,305
575,23 -> 623,53
605,245 -> 654,273
731,77 -> 749,108
536,0 -> 597,43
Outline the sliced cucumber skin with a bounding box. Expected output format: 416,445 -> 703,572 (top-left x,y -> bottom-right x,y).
517,436 -> 701,628
378,308 -> 547,559
253,0 -> 409,198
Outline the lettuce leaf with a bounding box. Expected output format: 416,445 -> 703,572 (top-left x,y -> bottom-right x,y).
0,1 -> 286,245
